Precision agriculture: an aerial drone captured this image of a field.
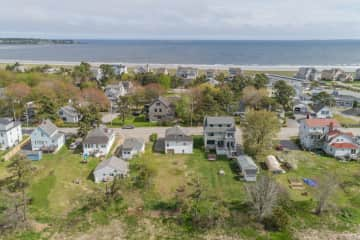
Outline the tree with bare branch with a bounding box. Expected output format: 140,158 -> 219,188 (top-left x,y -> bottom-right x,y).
315,173 -> 338,215
245,174 -> 280,221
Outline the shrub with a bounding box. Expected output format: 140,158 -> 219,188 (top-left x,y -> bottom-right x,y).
149,133 -> 158,142
263,208 -> 290,231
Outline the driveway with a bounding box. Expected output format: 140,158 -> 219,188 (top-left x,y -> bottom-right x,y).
101,112 -> 118,124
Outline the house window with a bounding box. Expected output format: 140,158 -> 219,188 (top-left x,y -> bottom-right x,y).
155,109 -> 158,112
351,149 -> 356,154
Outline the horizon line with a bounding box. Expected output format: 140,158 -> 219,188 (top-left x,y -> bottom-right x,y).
2,37 -> 360,41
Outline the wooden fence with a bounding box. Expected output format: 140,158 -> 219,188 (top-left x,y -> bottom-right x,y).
3,136 -> 30,161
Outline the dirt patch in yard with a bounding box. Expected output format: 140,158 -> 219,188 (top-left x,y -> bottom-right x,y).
296,229 -> 360,240
51,220 -> 126,240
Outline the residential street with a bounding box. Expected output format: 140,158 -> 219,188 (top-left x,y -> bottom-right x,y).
24,124 -> 360,146
23,126 -> 301,144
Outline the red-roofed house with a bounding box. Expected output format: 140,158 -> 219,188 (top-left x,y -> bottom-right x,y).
323,132 -> 359,159
299,118 -> 340,150
300,118 -> 359,159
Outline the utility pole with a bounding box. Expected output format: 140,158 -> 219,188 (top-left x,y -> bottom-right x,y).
26,103 -> 29,128
110,101 -> 113,127
190,96 -> 194,127
12,100 -> 16,120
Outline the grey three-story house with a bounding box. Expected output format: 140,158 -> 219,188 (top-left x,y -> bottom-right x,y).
203,116 -> 237,158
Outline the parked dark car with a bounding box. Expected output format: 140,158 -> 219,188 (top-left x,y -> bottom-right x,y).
122,125 -> 135,129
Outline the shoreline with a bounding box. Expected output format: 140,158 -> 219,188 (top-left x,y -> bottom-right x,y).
0,59 -> 360,72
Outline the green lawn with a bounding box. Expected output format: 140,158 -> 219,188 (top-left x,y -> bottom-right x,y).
0,160 -> 11,179
333,114 -> 360,126
1,136 -> 359,238
108,115 -> 158,128
130,138 -> 246,203
27,147 -> 100,221
244,70 -> 296,77
273,149 -> 360,229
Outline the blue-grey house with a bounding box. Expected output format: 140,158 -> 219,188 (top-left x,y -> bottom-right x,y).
30,119 -> 65,153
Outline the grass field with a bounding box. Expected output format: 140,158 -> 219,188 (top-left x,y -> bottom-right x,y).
244,70 -> 296,77
333,113 -> 360,126
1,136 -> 360,239
108,115 -> 158,128
27,147 -> 100,221
131,139 -> 245,202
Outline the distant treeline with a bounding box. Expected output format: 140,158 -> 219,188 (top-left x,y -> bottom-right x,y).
0,38 -> 77,45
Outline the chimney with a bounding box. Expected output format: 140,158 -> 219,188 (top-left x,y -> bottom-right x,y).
306,113 -> 310,119
329,122 -> 334,131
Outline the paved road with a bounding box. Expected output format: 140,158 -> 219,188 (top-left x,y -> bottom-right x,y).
24,126 -> 302,144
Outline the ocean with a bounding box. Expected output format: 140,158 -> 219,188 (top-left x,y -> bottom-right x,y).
1,40 -> 360,67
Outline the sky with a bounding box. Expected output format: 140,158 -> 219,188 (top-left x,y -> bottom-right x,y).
1,0 -> 360,40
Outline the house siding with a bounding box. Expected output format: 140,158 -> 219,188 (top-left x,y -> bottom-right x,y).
94,166 -> 127,183
0,124 -> 22,150
30,128 -> 65,152
83,134 -> 115,156
165,140 -> 193,154
148,101 -> 174,122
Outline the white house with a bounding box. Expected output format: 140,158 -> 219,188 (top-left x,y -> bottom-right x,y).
176,67 -> 198,81
156,68 -> 169,75
323,130 -> 359,159
0,118 -> 23,150
58,105 -> 81,123
121,138 -> 145,160
205,69 -> 218,81
104,81 -> 133,103
31,119 -> 65,152
295,67 -> 321,81
14,64 -> 27,73
134,65 -> 151,74
91,67 -> 104,81
164,126 -> 193,154
112,64 -> 128,75
299,118 -> 340,150
299,118 -> 359,159
356,69 -> 360,80
228,68 -> 243,80
93,156 -> 129,183
83,127 -> 115,157
313,105 -> 333,119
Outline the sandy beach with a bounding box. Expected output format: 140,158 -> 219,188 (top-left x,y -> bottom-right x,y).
1,59 -> 360,72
